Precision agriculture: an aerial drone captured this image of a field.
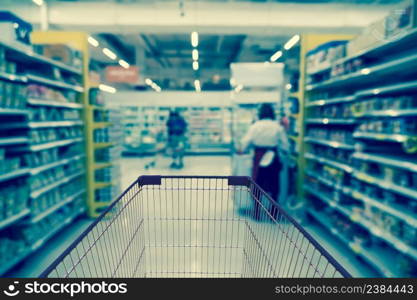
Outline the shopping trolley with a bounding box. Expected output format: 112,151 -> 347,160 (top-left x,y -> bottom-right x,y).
40,176 -> 351,278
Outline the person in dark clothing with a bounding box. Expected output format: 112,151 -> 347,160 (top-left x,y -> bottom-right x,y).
166,110 -> 187,168
240,104 -> 289,220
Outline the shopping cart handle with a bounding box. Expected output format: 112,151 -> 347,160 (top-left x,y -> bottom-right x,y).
137,175 -> 252,187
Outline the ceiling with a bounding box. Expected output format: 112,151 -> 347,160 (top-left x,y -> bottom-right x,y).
90,32 -> 298,90
3,0 -> 404,91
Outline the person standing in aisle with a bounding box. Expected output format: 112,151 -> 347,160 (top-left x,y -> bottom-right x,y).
240,103 -> 289,220
166,110 -> 187,169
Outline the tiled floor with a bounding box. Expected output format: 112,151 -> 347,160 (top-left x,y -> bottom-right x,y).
10,155 -> 373,278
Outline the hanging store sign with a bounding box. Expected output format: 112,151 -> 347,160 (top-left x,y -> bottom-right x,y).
105,66 -> 139,84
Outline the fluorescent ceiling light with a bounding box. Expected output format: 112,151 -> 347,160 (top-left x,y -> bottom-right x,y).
145,78 -> 153,85
102,48 -> 117,60
284,35 -> 300,50
99,84 -> 116,94
32,0 -> 44,6
119,59 -> 130,69
194,79 -> 201,92
270,50 -> 282,62
88,36 -> 99,47
192,49 -> 199,61
155,86 -> 162,92
192,61 -> 199,71
191,31 -> 199,47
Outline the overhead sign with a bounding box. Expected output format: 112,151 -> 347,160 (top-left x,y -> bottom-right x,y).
105,66 -> 139,84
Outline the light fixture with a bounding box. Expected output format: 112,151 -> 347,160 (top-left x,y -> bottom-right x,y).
270,50 -> 283,62
191,31 -> 199,48
284,35 -> 300,50
102,48 -> 117,60
99,84 -> 117,94
192,49 -> 199,61
372,89 -> 380,95
145,78 -> 153,85
193,61 -> 199,71
194,79 -> 201,92
88,36 -> 99,47
285,83 -> 292,90
32,0 -> 44,6
119,59 -> 130,69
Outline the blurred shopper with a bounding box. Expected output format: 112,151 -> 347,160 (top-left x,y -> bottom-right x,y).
241,103 -> 289,220
166,110 -> 187,169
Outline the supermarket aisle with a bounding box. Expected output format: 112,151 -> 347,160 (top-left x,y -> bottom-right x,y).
120,155 -> 232,189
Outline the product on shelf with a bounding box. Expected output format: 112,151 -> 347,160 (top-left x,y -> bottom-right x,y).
306,40 -> 348,74
306,128 -> 354,144
30,178 -> 85,216
0,82 -> 27,109
27,84 -> 78,103
34,44 -> 83,69
28,106 -> 81,122
356,117 -> 417,136
0,179 -> 29,221
29,127 -> 83,145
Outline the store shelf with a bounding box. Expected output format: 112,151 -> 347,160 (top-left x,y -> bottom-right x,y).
304,153 -> 353,173
1,41 -> 83,75
0,209 -> 30,230
0,206 -> 84,276
305,96 -> 356,107
305,170 -> 344,191
28,120 -> 83,128
29,137 -> 83,152
0,108 -> 29,116
0,168 -> 29,183
30,154 -> 85,175
93,122 -> 112,129
0,137 -> 28,146
352,170 -> 417,201
356,109 -> 417,118
0,71 -> 28,83
30,170 -> 85,199
28,189 -> 85,224
26,74 -> 84,92
94,182 -> 112,189
94,162 -> 113,170
356,79 -> 417,98
307,28 -> 417,77
307,208 -> 400,277
94,142 -> 114,149
352,152 -> 417,173
304,137 -> 355,150
305,118 -> 356,125
306,53 -> 417,91
27,98 -> 83,109
353,132 -> 415,143
347,189 -> 417,228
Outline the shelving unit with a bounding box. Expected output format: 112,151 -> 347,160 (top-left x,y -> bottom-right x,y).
300,23 -> 417,277
0,32 -> 88,276
122,105 -> 232,155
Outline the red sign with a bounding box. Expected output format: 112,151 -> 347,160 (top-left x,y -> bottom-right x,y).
105,66 -> 139,84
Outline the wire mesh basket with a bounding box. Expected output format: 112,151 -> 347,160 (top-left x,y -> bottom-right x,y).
40,176 -> 351,278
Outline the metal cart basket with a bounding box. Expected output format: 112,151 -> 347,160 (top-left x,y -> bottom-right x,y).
40,176 -> 350,278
